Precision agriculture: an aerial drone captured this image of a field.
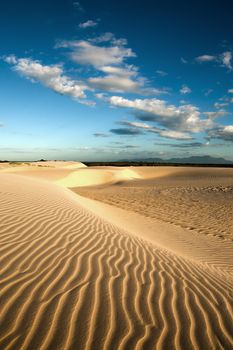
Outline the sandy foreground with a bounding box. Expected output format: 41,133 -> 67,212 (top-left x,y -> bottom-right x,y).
0,161 -> 233,350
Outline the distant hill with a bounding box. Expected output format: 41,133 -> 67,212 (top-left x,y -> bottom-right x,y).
119,155 -> 233,165
84,155 -> 233,167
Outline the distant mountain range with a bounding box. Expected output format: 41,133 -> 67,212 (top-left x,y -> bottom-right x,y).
122,155 -> 233,165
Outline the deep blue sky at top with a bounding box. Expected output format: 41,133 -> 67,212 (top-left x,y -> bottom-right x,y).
1,0 -> 233,160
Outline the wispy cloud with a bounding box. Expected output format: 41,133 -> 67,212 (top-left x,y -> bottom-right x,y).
195,51 -> 233,70
154,141 -> 205,148
79,20 -> 98,29
195,55 -> 216,63
89,32 -> 128,46
110,128 -> 143,135
73,1 -> 84,12
117,120 -> 192,140
93,132 -> 110,137
214,102 -> 229,109
203,110 -> 229,118
156,70 -> 168,77
180,85 -> 191,95
180,57 -> 187,64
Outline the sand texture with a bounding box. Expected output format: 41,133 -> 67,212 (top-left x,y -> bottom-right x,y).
0,162 -> 233,349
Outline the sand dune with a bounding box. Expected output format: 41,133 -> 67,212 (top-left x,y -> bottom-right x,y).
57,167 -> 140,187
0,172 -> 233,349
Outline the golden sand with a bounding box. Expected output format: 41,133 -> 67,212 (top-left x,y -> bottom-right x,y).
0,162 -> 232,349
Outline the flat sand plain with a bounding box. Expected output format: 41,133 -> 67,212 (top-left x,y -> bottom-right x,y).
0,161 -> 233,350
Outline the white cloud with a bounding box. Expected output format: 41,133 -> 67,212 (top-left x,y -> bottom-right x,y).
4,56 -> 87,100
4,55 -> 17,64
214,102 -> 229,109
109,96 -> 214,134
159,130 -> 192,139
221,51 -> 232,70
55,36 -> 168,95
88,64 -> 160,94
195,51 -> 233,70
100,65 -> 137,76
228,88 -> 233,93
57,40 -> 135,68
180,85 -> 191,95
88,74 -> 143,93
195,55 -> 216,62
79,20 -> 98,29
203,110 -> 229,118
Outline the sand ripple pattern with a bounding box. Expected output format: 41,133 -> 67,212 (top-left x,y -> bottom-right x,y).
0,174 -> 233,350
77,182 -> 233,241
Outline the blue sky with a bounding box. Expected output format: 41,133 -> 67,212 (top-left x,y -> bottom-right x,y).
1,0 -> 233,161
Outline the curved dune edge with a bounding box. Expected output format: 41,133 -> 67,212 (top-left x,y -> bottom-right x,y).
0,174 -> 233,350
2,162 -> 233,188
70,192 -> 233,273
56,168 -> 141,187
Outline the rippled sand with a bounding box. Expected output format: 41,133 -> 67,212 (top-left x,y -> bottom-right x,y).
0,162 -> 233,349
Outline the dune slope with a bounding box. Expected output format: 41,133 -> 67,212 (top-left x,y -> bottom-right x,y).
0,174 -> 233,350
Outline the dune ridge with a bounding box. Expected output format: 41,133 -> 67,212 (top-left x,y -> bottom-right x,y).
0,173 -> 233,349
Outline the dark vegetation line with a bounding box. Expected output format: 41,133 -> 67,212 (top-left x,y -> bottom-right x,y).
83,162 -> 233,168
1,160 -> 233,168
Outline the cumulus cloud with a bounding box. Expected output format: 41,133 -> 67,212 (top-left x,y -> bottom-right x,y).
79,20 -> 98,29
4,55 -> 87,100
180,85 -> 191,95
55,35 -> 169,95
109,96 -> 212,134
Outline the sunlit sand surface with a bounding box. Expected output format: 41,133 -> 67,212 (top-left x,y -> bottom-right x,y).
0,161 -> 233,349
